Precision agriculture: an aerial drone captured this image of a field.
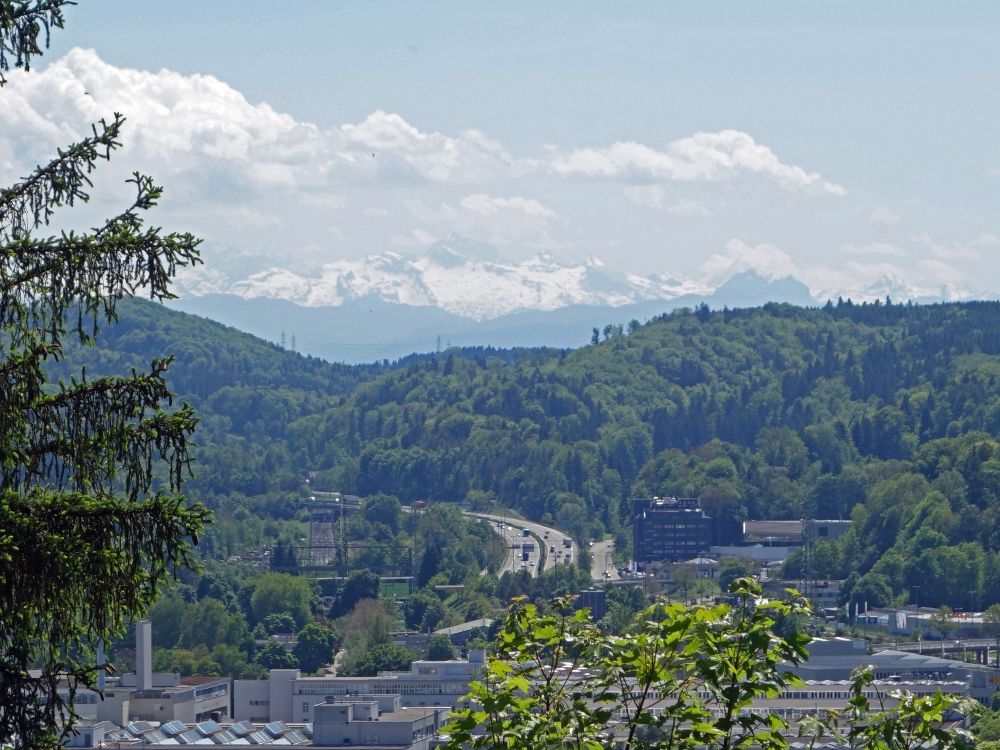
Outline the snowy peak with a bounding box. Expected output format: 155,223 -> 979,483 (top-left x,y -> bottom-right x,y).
814,273 -> 972,306
175,238 -> 823,320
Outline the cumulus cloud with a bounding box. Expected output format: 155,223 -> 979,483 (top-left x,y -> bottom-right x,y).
623,187 -> 709,216
913,233 -> 981,262
840,241 -> 905,257
699,238 -> 799,285
301,192 -> 348,209
550,129 -> 845,196
459,193 -> 555,218
916,258 -> 967,283
623,185 -> 665,209
404,194 -> 561,251
0,48 -> 524,202
389,228 -> 437,247
667,198 -> 711,217
869,206 -> 899,227
9,47 -> 943,306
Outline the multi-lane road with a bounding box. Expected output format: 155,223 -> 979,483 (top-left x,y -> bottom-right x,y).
589,538 -> 621,582
467,512 -> 577,578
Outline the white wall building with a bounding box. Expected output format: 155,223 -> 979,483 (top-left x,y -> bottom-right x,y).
234,653 -> 484,724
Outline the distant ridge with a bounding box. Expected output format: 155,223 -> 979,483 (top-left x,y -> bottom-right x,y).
170,268 -> 818,363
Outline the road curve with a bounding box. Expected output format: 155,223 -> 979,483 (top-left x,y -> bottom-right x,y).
466,512 -> 578,579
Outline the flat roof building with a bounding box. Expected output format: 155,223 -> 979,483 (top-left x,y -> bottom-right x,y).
234,652 -> 486,724
633,497 -> 711,568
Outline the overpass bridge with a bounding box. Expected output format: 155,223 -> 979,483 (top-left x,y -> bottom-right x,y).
873,638 -> 1000,666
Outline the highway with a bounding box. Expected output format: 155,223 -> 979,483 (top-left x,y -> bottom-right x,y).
589,538 -> 620,582
300,496 -> 580,580
466,512 -> 578,578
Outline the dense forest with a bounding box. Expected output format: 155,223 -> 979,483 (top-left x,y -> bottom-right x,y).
60,298 -> 1000,611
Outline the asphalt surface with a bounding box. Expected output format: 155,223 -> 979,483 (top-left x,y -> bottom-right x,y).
589,539 -> 620,582
467,512 -> 578,578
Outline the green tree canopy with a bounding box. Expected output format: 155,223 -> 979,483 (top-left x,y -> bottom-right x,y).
256,640 -> 298,670
294,622 -> 336,674
443,580 -> 977,750
0,4 -> 208,747
345,643 -> 413,677
362,493 -> 402,535
251,572 -> 313,629
425,633 -> 456,661
333,569 -> 381,618
255,611 -> 297,637
178,598 -> 246,651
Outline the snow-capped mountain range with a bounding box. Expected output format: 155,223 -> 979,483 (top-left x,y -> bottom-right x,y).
169,237 -> 974,363
177,236 -> 779,321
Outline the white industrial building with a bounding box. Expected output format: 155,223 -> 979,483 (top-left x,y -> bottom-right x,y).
233,652 -> 486,724
61,620 -> 231,726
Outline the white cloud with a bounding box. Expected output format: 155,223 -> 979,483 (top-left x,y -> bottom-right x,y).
405,199 -> 451,225
338,113 -> 524,184
301,192 -> 347,209
667,198 -> 711,217
869,206 -> 899,227
972,233 -> 1000,247
388,228 -> 437,247
913,233 -> 981,262
916,258 -> 967,283
623,185 -> 665,209
550,129 -> 845,196
12,47 -> 973,309
699,238 -> 799,285
623,187 -> 709,216
458,193 -> 555,218
0,48 -> 524,202
840,241 -> 905,257
404,194 -> 561,251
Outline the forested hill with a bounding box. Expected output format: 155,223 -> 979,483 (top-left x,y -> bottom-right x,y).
54,298 -> 390,399
286,300 -> 1000,610
59,298 -> 1000,608
52,297 -> 562,504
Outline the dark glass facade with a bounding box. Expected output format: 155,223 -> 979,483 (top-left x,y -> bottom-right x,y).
632,497 -> 712,568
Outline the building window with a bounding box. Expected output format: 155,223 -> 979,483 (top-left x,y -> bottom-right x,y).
303,702 -> 310,713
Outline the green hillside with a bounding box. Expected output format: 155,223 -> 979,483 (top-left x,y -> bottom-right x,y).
59,297 -> 1000,609
286,300 -> 1000,610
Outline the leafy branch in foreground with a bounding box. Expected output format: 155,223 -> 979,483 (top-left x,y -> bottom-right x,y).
443,579 -> 976,750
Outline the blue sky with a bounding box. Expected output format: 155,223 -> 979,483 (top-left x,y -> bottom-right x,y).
6,1 -> 999,302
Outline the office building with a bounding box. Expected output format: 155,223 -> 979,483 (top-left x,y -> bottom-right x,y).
632,497 -> 712,568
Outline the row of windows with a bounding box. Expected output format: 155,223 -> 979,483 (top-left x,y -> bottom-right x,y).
195,683 -> 230,702
296,682 -> 469,696
641,524 -> 707,530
